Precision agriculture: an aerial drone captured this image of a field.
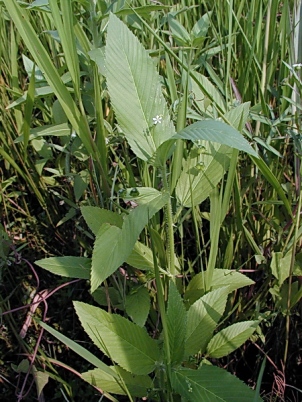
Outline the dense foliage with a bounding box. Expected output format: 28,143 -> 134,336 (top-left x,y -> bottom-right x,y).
0,0 -> 301,401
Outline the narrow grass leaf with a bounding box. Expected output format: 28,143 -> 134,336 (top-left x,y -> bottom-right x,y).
74,301 -> 161,375
206,321 -> 259,358
38,320 -> 117,378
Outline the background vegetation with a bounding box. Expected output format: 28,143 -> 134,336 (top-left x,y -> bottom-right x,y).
0,0 -> 301,401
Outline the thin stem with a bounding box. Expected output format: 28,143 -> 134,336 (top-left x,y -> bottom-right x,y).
161,167 -> 176,277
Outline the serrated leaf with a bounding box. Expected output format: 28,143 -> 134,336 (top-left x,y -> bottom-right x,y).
185,287 -> 229,357
173,120 -> 258,157
82,366 -> 152,397
74,301 -> 160,375
125,286 -> 150,327
126,241 -> 155,271
35,256 -> 91,279
166,282 -> 187,365
206,321 -> 259,358
176,141 -> 233,207
81,206 -> 123,235
91,191 -> 168,291
171,366 -> 260,401
185,269 -> 254,305
105,13 -> 175,162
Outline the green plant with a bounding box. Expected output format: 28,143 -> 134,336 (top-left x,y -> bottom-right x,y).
35,13 -> 262,401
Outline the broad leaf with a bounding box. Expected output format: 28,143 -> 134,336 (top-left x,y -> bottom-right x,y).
35,256 -> 91,279
82,366 -> 152,397
81,206 -> 123,234
185,269 -> 254,305
74,301 -> 161,375
125,286 -> 150,327
91,190 -> 168,291
172,120 -> 258,157
166,282 -> 187,365
81,204 -> 157,272
185,286 -> 229,357
271,251 -> 292,286
206,321 -> 259,358
105,13 -> 175,162
171,366 -> 260,401
176,141 -> 233,207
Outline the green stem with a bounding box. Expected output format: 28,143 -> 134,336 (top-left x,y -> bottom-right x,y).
161,167 -> 176,277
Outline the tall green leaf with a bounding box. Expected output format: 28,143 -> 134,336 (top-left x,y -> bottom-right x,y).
74,301 -> 161,375
206,321 -> 259,358
171,366 -> 260,402
91,190 -> 169,291
185,286 -> 229,357
105,13 -> 175,162
166,282 -> 187,365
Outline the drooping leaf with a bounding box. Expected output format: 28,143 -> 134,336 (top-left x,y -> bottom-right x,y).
171,366 -> 260,401
35,256 -> 91,279
82,366 -> 152,397
74,301 -> 161,375
206,321 -> 259,358
172,120 -> 258,157
91,190 -> 169,291
166,282 -> 187,365
105,13 -> 175,162
185,269 -> 254,305
125,286 -> 150,327
185,286 -> 229,357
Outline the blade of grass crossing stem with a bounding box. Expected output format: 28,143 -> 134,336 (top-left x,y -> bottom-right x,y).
22,64 -> 36,161
171,65 -> 188,193
2,0 -> 98,160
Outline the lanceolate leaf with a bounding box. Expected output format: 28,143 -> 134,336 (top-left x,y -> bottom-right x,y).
91,190 -> 169,291
171,366 -> 260,402
172,120 -> 258,157
185,286 -> 229,357
166,282 -> 187,365
35,256 -> 91,279
206,321 -> 259,358
74,302 -> 161,375
105,13 -> 175,162
82,366 -> 152,397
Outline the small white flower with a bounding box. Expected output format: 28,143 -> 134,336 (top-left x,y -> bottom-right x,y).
152,115 -> 163,125
71,131 -> 77,139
